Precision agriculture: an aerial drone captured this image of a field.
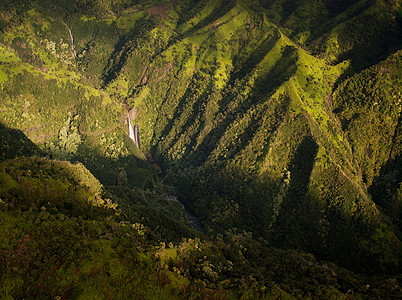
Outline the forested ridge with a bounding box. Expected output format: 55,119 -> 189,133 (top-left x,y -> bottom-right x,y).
0,0 -> 401,298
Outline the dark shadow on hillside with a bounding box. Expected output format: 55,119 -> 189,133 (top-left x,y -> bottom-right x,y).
331,62 -> 354,94
229,32 -> 280,85
325,0 -> 360,18
0,122 -> 43,161
168,92 -> 210,154
162,48 -> 297,169
310,0 -> 369,41
0,121 -> 200,241
258,0 -> 297,23
172,157 -> 278,234
369,146 -> 401,232
252,45 -> 298,95
161,94 -> 239,169
152,75 -> 210,154
329,8 -> 399,79
223,95 -> 290,163
74,138 -> 200,241
285,135 -> 318,206
271,135 -> 319,247
102,17 -> 157,86
179,0 -> 236,36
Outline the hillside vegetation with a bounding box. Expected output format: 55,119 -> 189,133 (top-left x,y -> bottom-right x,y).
0,0 -> 401,298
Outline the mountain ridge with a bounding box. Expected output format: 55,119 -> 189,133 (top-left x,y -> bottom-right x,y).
0,0 -> 401,297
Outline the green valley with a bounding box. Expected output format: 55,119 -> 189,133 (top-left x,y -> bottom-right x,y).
0,0 -> 401,298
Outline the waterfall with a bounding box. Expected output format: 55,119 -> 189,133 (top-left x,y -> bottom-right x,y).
128,116 -> 135,141
134,124 -> 141,150
68,28 -> 77,59
128,116 -> 140,149
64,23 -> 76,59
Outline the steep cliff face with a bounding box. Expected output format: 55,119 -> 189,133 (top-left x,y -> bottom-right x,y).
0,0 -> 401,275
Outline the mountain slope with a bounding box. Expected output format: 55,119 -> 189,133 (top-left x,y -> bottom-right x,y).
1,132 -> 401,298
0,0 -> 401,296
91,0 -> 400,271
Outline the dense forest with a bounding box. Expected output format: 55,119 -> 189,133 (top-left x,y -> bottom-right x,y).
0,0 -> 401,298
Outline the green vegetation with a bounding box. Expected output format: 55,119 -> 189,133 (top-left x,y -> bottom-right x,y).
0,0 -> 401,298
0,153 -> 400,298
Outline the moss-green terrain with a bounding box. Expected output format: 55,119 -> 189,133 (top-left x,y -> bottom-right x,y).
0,0 -> 401,298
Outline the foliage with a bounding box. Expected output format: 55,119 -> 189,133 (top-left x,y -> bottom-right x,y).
0,155 -> 400,299
0,0 -> 401,297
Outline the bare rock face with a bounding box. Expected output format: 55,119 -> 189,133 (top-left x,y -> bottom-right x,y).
129,108 -> 137,121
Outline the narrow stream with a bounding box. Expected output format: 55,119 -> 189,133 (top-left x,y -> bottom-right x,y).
128,127 -> 200,231
183,206 -> 201,231
158,193 -> 202,231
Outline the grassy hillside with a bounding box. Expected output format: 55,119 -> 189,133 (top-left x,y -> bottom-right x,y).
0,0 -> 401,297
0,138 -> 400,298
0,0 -> 196,240
96,0 -> 400,271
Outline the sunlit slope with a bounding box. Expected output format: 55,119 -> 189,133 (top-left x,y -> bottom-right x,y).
259,0 -> 400,70
1,107 -> 400,299
0,4 -> 195,239
108,0 -> 401,270
0,0 -> 400,271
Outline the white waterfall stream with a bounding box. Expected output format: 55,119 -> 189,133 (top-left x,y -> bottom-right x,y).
64,24 -> 76,59
128,116 -> 135,141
